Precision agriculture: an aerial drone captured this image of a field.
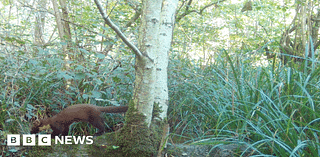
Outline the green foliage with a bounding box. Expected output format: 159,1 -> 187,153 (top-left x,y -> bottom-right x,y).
116,102 -> 160,157
0,46 -> 134,155
1,0 -> 320,156
0,103 -> 7,129
1,1 -> 135,155
0,43 -> 134,133
168,51 -> 320,156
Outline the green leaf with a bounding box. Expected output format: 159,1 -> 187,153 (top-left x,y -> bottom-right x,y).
112,76 -> 121,83
9,149 -> 18,153
112,145 -> 119,149
57,71 -> 73,79
25,113 -> 32,119
96,53 -> 105,59
79,48 -> 89,54
5,119 -> 15,123
82,94 -> 89,99
91,91 -> 102,98
75,72 -> 86,80
26,104 -> 36,110
75,65 -> 84,71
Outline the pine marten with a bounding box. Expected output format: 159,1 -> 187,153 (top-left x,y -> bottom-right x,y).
30,104 -> 128,137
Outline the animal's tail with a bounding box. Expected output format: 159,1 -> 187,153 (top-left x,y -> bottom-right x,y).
98,106 -> 128,113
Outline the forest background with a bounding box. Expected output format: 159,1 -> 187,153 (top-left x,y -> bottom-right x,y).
1,0 -> 320,156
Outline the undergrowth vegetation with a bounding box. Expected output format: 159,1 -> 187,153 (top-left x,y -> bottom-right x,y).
168,51 -> 320,156
0,48 -> 134,136
1,46 -> 320,156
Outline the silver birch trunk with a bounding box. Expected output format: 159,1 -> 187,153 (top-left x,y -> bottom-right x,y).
134,0 -> 162,127
155,0 -> 179,120
94,0 -> 178,127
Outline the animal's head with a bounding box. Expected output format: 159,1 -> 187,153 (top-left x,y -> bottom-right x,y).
30,119 -> 41,134
30,120 -> 51,134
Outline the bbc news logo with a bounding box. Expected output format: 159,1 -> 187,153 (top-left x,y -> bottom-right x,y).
7,134 -> 93,146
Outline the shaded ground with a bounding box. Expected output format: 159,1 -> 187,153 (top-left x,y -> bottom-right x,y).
3,132 -> 257,157
165,143 -> 257,157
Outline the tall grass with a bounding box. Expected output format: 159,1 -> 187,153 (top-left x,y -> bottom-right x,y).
168,51 -> 320,156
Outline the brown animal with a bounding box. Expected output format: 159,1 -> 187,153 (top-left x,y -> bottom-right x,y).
30,104 -> 128,137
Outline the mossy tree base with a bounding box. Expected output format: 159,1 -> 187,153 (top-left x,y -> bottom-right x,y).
88,104 -> 163,157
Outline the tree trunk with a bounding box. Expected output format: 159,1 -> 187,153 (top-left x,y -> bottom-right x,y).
133,0 -> 162,127
58,0 -> 71,41
93,0 -> 178,155
279,2 -> 320,63
33,0 -> 47,48
51,0 -> 72,86
155,0 -> 179,120
51,0 -> 66,52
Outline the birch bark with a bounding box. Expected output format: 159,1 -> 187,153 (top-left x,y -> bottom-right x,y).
155,0 -> 179,120
133,0 -> 162,126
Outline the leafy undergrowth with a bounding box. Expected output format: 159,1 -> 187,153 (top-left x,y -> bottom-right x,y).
168,51 -> 320,156
1,44 -> 320,156
0,47 -> 134,156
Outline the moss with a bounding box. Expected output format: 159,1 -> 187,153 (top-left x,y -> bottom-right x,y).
166,146 -> 183,156
25,139 -> 54,157
116,102 -> 161,156
87,101 -> 164,157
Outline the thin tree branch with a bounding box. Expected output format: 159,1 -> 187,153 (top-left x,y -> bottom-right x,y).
176,0 -> 185,15
103,8 -> 141,55
176,0 -> 226,22
94,0 -> 142,57
186,0 -> 193,12
125,9 -> 141,28
61,19 -> 104,35
199,2 -> 218,14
